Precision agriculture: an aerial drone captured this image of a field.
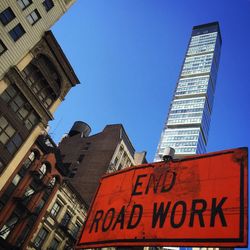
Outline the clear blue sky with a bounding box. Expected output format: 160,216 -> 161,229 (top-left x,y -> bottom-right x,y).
50,1 -> 250,248
50,0 -> 250,162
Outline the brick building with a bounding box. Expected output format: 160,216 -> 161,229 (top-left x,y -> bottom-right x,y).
0,134 -> 64,249
58,121 -> 147,206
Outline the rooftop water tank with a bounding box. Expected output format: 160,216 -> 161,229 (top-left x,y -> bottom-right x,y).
68,121 -> 91,137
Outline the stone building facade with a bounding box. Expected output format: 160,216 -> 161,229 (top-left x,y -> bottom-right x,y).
0,31 -> 79,191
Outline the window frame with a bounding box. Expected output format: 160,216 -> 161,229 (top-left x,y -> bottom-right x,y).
16,215 -> 36,247
0,7 -> 15,26
33,227 -> 48,248
61,211 -> 72,227
22,65 -> 57,108
0,212 -> 20,239
1,85 -> 39,130
48,176 -> 56,188
17,0 -> 33,10
23,185 -> 35,198
49,238 -> 60,250
22,184 -> 35,206
35,198 -> 46,214
38,163 -> 47,179
72,222 -> 82,238
6,132 -> 22,154
0,172 -> 22,205
50,201 -> 61,218
0,115 -> 23,155
43,0 -> 54,12
26,9 -> 41,26
22,151 -> 36,169
9,23 -> 25,42
0,116 -> 15,145
0,40 -> 7,56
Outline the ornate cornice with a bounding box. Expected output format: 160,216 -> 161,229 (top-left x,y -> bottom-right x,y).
30,32 -> 78,101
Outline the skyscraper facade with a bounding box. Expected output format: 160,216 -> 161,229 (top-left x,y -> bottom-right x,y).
155,22 -> 222,161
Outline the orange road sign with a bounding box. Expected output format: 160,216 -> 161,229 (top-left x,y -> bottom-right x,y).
77,148 -> 248,248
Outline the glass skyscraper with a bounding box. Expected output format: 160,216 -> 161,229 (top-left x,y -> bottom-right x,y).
155,22 -> 222,161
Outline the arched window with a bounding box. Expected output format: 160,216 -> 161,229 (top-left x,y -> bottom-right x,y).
48,177 -> 56,188
28,152 -> 35,161
0,213 -> 20,239
38,162 -> 51,179
23,150 -> 39,169
38,163 -> 47,179
41,55 -> 61,93
22,62 -> 58,108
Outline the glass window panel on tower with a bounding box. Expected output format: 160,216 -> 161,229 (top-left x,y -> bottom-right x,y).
154,23 -> 221,160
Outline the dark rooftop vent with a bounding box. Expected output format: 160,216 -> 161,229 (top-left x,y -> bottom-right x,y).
68,121 -> 91,137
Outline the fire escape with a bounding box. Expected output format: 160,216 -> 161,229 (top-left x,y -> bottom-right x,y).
0,162 -> 55,249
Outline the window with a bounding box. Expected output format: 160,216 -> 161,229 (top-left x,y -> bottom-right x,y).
22,65 -> 57,108
33,227 -> 48,248
50,201 -> 61,218
22,185 -> 35,206
0,116 -> 14,145
16,215 -> 36,247
119,146 -> 124,152
23,186 -> 35,198
43,0 -> 54,12
48,176 -> 56,189
72,223 -> 81,238
0,7 -> 15,26
35,198 -> 45,214
9,24 -> 25,42
17,0 -> 32,10
0,213 -> 20,239
12,174 -> 21,186
0,116 -> 22,154
49,238 -> 60,250
118,164 -> 122,170
0,173 -> 22,205
61,212 -> 71,227
0,40 -> 7,56
1,85 -> 39,130
26,9 -> 41,25
23,151 -> 36,169
39,163 -> 47,179
6,133 -> 22,154
126,160 -> 131,167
